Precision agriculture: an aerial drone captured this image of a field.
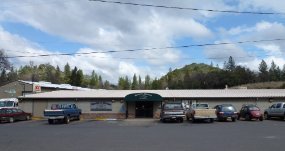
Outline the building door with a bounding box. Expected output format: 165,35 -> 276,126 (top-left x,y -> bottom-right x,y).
135,101 -> 153,118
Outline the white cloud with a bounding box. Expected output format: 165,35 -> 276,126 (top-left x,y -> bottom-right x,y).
2,0 -> 285,83
238,0 -> 285,12
204,40 -> 249,62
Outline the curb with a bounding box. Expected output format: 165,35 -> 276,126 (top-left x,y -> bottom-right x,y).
32,117 -> 44,120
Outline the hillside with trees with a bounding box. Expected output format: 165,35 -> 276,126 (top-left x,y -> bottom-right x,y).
1,49 -> 285,89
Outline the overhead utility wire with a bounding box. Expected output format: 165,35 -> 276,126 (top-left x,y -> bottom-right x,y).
89,0 -> 285,15
4,38 -> 285,58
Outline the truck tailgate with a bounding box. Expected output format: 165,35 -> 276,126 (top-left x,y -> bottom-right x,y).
194,109 -> 217,118
44,110 -> 64,117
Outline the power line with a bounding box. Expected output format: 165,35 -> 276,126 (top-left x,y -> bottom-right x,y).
89,0 -> 285,15
4,38 -> 285,58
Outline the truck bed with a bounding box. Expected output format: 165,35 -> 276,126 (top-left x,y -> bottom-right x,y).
192,109 -> 217,119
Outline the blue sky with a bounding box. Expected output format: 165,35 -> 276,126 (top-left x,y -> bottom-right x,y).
1,0 -> 285,83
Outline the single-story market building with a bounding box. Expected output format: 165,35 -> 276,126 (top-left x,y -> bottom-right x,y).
18,89 -> 285,119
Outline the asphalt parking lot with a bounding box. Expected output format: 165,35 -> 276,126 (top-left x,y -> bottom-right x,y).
0,119 -> 284,151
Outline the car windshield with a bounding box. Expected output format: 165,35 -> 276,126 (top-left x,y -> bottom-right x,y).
194,104 -> 208,109
164,104 -> 183,110
222,106 -> 236,112
51,104 -> 73,109
0,101 -> 14,107
249,106 -> 260,111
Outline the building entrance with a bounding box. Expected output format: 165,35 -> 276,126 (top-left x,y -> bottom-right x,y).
125,93 -> 163,119
135,101 -> 153,118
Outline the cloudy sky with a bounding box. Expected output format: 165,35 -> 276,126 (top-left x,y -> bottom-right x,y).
1,0 -> 285,83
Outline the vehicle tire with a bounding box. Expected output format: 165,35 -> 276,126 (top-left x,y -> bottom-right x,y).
218,117 -> 223,122
191,116 -> 196,123
9,117 -> 14,123
64,116 -> 70,124
264,113 -> 270,120
232,117 -> 236,122
77,115 -> 81,121
259,116 -> 263,121
245,114 -> 251,121
209,118 -> 214,123
180,118 -> 184,123
186,116 -> 190,121
48,119 -> 54,124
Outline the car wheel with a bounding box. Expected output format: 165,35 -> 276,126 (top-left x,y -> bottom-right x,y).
259,116 -> 263,121
264,113 -> 270,120
48,119 -> 54,124
245,114 -> 251,121
191,116 -> 196,123
209,118 -> 214,123
232,117 -> 236,122
64,116 -> 70,124
9,117 -> 14,123
180,118 -> 184,123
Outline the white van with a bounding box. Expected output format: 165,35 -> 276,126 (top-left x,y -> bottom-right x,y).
0,98 -> 19,109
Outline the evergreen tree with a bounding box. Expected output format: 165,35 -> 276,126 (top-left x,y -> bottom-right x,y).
145,75 -> 151,90
104,80 -> 110,89
98,75 -> 103,89
118,77 -> 125,90
131,74 -> 138,90
138,75 -> 143,90
124,76 -> 130,90
89,70 -> 97,88
75,69 -> 83,86
258,60 -> 269,82
269,61 -> 278,81
64,63 -> 71,84
225,56 -> 236,71
54,65 -> 61,84
70,66 -> 78,85
0,69 -> 7,85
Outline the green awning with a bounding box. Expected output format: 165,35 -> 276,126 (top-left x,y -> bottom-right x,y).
125,93 -> 163,102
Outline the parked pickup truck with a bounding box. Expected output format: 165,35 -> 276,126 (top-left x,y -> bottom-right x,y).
160,102 -> 185,123
264,102 -> 285,120
186,103 -> 217,123
44,104 -> 81,124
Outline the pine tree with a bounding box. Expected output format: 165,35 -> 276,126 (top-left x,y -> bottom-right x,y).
54,65 -> 61,84
258,60 -> 269,82
131,74 -> 138,90
145,75 -> 151,90
70,66 -> 78,85
138,75 -> 142,89
269,61 -> 278,81
75,69 -> 83,86
225,56 -> 236,71
64,63 -> 71,84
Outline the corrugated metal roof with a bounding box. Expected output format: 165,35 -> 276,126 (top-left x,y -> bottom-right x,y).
19,80 -> 92,91
19,89 -> 285,99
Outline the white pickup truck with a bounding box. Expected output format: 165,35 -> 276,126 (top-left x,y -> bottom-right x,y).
264,102 -> 285,120
186,103 -> 217,123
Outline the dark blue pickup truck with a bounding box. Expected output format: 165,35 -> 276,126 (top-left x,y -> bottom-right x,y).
44,104 -> 81,124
